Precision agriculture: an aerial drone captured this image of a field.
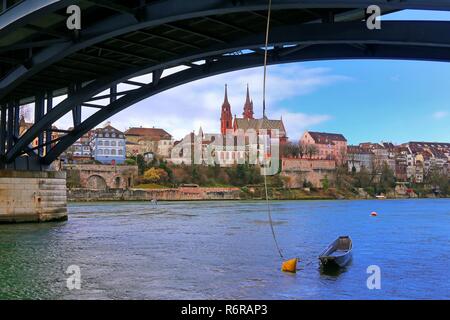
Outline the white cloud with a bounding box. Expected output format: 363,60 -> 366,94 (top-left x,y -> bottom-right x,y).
273,110 -> 332,141
432,111 -> 449,119
54,64 -> 348,140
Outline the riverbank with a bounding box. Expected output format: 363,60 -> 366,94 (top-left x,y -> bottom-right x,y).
67,186 -> 444,202
67,186 -> 241,201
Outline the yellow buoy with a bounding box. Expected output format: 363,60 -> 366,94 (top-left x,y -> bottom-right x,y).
281,258 -> 298,273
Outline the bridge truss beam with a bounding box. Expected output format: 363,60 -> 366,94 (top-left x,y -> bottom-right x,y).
3,0 -> 450,104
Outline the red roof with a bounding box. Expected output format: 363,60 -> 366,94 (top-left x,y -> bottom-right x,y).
94,124 -> 123,135
125,127 -> 172,140
308,131 -> 347,144
347,145 -> 373,154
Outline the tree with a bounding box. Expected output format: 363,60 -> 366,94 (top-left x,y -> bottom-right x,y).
424,164 -> 449,195
135,154 -> 148,175
306,144 -> 318,159
321,175 -> 329,191
334,165 -> 352,190
354,167 -> 371,188
378,162 -> 396,193
281,141 -> 300,158
157,168 -> 169,183
191,165 -> 201,184
160,162 -> 174,184
143,167 -> 162,183
298,142 -> 307,159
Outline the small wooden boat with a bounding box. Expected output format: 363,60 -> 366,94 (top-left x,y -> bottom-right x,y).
319,236 -> 352,268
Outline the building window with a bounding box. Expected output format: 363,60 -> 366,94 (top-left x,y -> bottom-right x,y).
111,141 -> 117,147
118,149 -> 123,155
104,149 -> 110,155
104,141 -> 110,147
98,140 -> 103,146
111,149 -> 117,155
98,149 -> 103,155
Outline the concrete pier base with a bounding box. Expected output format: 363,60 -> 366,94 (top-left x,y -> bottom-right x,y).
0,170 -> 67,223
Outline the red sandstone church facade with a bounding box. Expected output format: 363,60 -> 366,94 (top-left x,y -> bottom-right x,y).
220,84 -> 287,144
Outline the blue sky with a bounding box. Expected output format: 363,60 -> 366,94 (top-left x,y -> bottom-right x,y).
277,59 -> 450,144
55,10 -> 450,144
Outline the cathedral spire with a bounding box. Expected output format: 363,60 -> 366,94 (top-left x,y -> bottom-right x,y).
224,84 -> 229,103
245,84 -> 250,103
220,84 -> 233,135
242,84 -> 254,119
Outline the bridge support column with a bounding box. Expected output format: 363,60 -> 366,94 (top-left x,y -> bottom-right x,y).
0,170 -> 67,223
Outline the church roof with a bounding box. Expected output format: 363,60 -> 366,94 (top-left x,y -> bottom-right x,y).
234,117 -> 286,135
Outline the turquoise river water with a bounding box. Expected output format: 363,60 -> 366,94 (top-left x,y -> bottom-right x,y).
0,199 -> 449,299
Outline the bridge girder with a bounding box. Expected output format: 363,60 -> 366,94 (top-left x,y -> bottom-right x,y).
3,0 -> 450,103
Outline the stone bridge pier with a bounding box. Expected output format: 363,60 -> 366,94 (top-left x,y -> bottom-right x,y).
0,159 -> 67,223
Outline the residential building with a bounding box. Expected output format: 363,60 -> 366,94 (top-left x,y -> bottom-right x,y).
300,131 -> 347,164
91,123 -> 126,164
394,146 -> 409,181
63,130 -> 93,163
347,146 -> 374,172
359,142 -> 397,173
124,127 -> 173,158
403,141 -> 450,181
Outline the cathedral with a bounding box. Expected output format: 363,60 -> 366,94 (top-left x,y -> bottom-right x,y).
220,84 -> 287,144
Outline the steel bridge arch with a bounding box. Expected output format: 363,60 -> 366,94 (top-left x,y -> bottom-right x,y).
41,43 -> 450,164
7,20 -> 450,164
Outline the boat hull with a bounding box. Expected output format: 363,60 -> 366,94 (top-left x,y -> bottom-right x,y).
319,252 -> 352,268
318,236 -> 353,268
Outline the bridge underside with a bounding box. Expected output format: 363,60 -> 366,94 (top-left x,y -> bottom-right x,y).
1,0 -> 450,168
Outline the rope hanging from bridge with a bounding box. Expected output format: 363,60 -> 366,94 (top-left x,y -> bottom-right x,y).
261,0 -> 298,273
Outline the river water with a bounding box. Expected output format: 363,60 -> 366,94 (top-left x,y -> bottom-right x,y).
0,199 -> 449,300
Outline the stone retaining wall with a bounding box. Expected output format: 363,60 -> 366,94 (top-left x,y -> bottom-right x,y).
0,170 -> 67,223
67,187 -> 241,201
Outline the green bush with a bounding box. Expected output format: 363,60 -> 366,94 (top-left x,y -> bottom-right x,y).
365,186 -> 376,197
124,159 -> 137,166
